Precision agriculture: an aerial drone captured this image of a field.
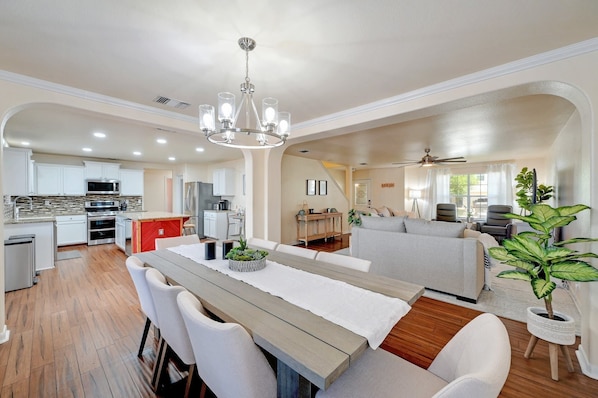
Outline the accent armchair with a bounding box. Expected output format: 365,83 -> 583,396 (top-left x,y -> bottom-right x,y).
479,205 -> 513,242
436,203 -> 458,222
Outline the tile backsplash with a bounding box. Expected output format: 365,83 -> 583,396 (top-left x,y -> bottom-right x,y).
4,195 -> 143,220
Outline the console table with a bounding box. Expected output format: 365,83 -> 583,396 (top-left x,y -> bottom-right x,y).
296,212 -> 342,246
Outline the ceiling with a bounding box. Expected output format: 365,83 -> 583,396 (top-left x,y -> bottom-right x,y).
1,1 -> 597,167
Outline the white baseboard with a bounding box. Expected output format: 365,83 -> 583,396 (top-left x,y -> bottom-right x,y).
576,344 -> 598,380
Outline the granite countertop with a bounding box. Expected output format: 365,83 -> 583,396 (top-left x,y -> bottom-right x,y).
4,216 -> 56,225
121,211 -> 188,221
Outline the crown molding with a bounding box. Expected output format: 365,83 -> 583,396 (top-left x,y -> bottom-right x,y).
0,70 -> 196,124
294,37 -> 598,131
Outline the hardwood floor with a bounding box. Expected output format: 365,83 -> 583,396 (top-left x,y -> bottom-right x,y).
0,237 -> 596,397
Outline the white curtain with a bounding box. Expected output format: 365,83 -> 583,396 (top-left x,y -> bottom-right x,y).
487,163 -> 516,207
425,168 -> 451,219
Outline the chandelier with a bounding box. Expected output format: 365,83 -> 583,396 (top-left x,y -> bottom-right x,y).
199,37 -> 291,149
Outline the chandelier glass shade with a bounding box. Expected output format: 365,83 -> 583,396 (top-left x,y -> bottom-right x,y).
199,37 -> 291,149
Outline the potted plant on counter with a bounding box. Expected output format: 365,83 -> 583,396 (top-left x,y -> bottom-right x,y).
489,203 -> 598,379
226,236 -> 269,272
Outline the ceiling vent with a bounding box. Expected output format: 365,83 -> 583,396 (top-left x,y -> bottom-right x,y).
153,95 -> 190,110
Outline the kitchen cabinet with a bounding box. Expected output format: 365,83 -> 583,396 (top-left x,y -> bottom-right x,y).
3,147 -> 34,196
84,160 -> 120,180
55,215 -> 87,246
129,213 -> 187,253
36,163 -> 85,195
203,210 -> 231,240
5,221 -> 55,270
212,168 -> 235,196
119,168 -> 144,196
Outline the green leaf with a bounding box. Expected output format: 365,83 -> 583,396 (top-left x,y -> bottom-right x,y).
503,235 -> 545,262
551,262 -> 598,281
554,237 -> 598,246
530,204 -> 559,223
543,246 -> 573,261
497,270 -> 532,281
503,259 -> 538,272
557,204 -> 590,217
488,247 -> 509,260
531,279 -> 556,300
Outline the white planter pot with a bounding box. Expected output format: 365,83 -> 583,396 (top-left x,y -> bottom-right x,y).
526,306 -> 575,345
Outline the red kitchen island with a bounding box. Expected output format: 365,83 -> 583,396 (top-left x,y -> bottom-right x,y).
128,212 -> 189,253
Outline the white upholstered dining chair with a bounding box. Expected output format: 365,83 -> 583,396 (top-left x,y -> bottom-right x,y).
247,237 -> 279,250
155,234 -> 200,250
125,256 -> 160,358
315,251 -> 372,272
145,268 -> 196,397
276,243 -> 318,259
177,290 -> 277,398
316,313 -> 511,398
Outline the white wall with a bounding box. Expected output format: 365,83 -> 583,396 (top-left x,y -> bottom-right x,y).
352,168 -> 406,212
143,169 -> 172,211
281,155 -> 349,244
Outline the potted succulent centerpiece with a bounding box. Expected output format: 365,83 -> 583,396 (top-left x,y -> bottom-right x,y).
225,236 -> 269,272
489,203 -> 598,375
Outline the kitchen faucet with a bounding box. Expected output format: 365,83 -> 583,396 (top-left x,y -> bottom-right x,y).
13,196 -> 33,219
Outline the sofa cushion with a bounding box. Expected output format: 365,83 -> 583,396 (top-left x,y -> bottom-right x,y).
404,218 -> 466,238
360,216 -> 407,232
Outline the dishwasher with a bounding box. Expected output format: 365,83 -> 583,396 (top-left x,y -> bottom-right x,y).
4,236 -> 36,292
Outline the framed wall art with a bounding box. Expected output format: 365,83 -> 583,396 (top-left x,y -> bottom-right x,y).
319,180 -> 327,195
306,179 -> 317,195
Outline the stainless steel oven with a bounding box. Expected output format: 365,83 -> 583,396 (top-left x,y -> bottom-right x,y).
85,200 -> 119,245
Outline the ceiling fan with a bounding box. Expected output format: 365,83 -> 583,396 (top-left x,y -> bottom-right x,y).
392,148 -> 467,167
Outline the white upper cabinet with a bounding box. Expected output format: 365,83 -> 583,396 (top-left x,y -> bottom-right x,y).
84,161 -> 120,180
3,147 -> 33,196
213,168 -> 235,196
119,169 -> 144,196
36,163 -> 85,196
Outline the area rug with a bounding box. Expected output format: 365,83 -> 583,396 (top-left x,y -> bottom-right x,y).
56,250 -> 82,261
334,249 -> 581,334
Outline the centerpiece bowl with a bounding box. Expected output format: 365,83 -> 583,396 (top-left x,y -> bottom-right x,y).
225,236 -> 268,272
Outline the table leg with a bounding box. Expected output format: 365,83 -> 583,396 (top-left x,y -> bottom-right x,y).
277,360 -> 313,398
524,334 -> 538,358
560,345 -> 575,372
549,343 -> 559,381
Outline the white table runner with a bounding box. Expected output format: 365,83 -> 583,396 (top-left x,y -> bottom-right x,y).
168,243 -> 410,349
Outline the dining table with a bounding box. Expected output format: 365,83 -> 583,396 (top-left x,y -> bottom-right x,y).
134,244 -> 424,398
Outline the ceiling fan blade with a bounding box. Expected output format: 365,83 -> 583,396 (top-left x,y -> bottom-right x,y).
391,160 -> 420,165
437,159 -> 467,163
434,156 -> 465,162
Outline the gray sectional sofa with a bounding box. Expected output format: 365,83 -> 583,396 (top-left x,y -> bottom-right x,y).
351,216 -> 485,302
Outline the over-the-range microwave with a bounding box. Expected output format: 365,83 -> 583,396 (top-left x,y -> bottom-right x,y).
86,179 -> 120,195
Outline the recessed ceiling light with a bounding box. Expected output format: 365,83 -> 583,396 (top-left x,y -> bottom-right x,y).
82,147 -> 92,152
93,132 -> 106,138
196,147 -> 204,152
21,141 -> 31,146
157,138 -> 167,144
168,156 -> 176,161
133,151 -> 142,156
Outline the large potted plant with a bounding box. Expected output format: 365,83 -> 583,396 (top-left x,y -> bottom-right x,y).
489,203 -> 598,378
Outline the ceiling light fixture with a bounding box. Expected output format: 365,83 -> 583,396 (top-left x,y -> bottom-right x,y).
133,151 -> 142,156
82,147 -> 92,152
199,37 -> 290,149
156,138 -> 167,144
93,132 -> 106,138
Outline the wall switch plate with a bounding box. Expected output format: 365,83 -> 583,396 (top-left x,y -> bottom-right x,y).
158,229 -> 164,236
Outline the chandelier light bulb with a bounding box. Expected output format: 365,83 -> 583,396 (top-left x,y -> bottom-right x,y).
264,107 -> 276,123
220,103 -> 233,119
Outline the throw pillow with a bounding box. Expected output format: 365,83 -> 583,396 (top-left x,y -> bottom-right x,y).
404,218 -> 466,238
360,216 -> 407,232
376,206 -> 392,217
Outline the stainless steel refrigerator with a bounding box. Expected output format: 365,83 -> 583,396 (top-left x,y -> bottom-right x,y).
184,182 -> 221,238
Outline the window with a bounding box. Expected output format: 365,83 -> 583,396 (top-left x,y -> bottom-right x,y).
449,173 -> 488,220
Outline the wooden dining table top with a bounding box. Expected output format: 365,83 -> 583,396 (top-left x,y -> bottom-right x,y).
134,247 -> 424,394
